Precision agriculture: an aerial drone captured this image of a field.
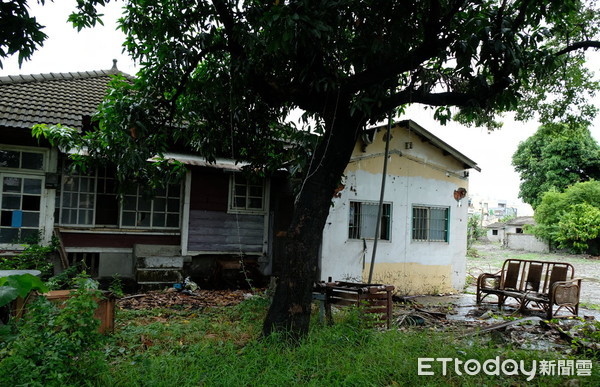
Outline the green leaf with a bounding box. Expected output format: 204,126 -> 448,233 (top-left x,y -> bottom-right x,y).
0,286 -> 19,308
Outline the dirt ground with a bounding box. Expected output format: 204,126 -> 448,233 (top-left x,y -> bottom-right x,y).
466,241 -> 600,306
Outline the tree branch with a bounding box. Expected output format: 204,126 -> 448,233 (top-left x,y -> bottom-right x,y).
555,41 -> 600,56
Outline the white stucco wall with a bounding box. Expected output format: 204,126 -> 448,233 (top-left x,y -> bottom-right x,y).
506,233 -> 549,253
319,125 -> 472,295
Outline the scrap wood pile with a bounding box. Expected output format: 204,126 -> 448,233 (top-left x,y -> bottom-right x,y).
117,289 -> 254,310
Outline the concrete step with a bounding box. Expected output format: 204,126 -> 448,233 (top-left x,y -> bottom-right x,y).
137,256 -> 184,269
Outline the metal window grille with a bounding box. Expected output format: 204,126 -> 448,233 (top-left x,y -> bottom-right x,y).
412,206 -> 449,242
348,201 -> 391,240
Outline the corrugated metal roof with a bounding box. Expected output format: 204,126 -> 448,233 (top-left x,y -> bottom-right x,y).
0,62 -> 127,131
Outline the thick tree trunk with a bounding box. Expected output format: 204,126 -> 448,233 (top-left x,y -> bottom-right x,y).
262,108 -> 364,339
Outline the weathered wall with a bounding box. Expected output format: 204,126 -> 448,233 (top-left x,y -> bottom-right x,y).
320,125 -> 471,295
506,233 -> 549,253
486,229 -> 504,243
188,210 -> 264,253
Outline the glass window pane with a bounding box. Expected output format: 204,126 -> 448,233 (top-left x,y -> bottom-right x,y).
123,196 -> 137,211
3,177 -> 21,193
23,178 -> 42,194
0,228 -> 19,243
0,151 -> 19,168
153,198 -> 166,212
167,199 -> 179,212
63,176 -> 78,192
78,210 -> 94,225
234,185 -> 246,196
155,187 -> 166,197
234,197 -> 245,208
22,196 -> 40,211
168,184 -> 180,197
152,213 -> 165,227
21,152 -> 44,170
79,193 -> 94,209
122,211 -> 136,226
62,193 -> 72,208
138,198 -> 152,211
249,186 -> 263,197
20,228 -> 39,241
22,212 -> 40,227
248,198 -> 263,209
166,214 -> 179,228
2,195 -> 20,210
137,212 -> 151,227
1,211 -> 12,227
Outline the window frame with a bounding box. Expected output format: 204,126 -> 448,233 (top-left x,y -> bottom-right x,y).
120,184 -> 182,230
0,147 -> 46,172
0,173 -> 45,244
348,200 -> 392,241
411,205 -> 450,243
228,173 -> 268,215
57,165 -> 182,230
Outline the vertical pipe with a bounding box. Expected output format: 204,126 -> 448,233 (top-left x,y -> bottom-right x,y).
368,110 -> 393,284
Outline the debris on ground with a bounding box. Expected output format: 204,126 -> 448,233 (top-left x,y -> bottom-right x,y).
393,294 -> 600,356
117,289 -> 259,310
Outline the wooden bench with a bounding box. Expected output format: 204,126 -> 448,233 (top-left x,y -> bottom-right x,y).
476,259 -> 581,319
313,281 -> 394,328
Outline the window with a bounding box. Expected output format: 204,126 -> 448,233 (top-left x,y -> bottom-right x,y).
58,163 -> 182,229
0,175 -> 43,243
348,201 -> 391,240
121,184 -> 181,229
412,205 -> 449,242
229,174 -> 266,213
60,173 -> 96,226
492,229 -> 498,236
516,227 -> 523,234
0,149 -> 44,171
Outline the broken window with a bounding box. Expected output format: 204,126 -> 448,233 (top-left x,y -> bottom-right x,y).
412,205 -> 449,242
348,201 -> 391,240
0,175 -> 43,243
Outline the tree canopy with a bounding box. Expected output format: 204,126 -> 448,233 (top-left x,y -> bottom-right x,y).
512,123 -> 600,208
534,180 -> 600,254
11,0 -> 600,338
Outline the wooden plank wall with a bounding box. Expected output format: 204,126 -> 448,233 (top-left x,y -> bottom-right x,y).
188,210 -> 264,253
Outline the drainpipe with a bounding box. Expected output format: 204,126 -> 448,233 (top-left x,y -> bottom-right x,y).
368,110 -> 393,284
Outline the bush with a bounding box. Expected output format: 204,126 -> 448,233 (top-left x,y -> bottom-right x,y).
0,238 -> 57,279
0,275 -> 107,385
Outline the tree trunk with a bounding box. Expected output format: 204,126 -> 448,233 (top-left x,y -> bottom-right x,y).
262,107 -> 364,339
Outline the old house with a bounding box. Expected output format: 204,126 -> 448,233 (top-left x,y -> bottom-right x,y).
319,121 -> 479,294
2,64 -> 479,295
0,64 -> 290,288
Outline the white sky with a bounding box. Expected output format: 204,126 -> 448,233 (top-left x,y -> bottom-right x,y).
2,1 -> 599,217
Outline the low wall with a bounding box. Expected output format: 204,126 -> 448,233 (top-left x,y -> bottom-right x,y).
506,233 -> 549,253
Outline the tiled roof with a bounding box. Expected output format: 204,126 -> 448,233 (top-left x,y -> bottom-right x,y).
0,62 -> 126,131
507,216 -> 535,226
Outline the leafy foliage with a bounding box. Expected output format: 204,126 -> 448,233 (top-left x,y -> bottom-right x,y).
0,238 -> 57,278
27,0 -> 600,337
0,274 -> 48,308
512,123 -> 600,208
534,180 -> 600,253
0,275 -> 106,385
467,214 -> 486,249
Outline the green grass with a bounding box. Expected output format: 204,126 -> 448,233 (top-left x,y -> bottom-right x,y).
88,296 -> 600,386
